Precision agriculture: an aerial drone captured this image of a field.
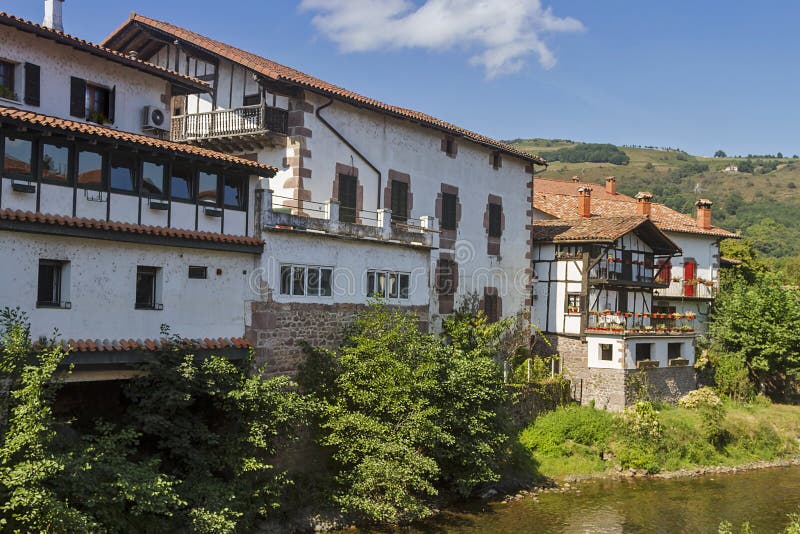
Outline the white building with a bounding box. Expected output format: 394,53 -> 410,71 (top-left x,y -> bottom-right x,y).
0,8 -> 276,380
102,13 -> 547,372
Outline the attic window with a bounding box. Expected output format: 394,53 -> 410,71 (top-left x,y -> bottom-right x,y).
442,137 -> 457,158
492,151 -> 502,170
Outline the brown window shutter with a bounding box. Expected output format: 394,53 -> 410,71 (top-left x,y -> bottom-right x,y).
70,77 -> 86,118
108,85 -> 116,123
24,63 -> 40,106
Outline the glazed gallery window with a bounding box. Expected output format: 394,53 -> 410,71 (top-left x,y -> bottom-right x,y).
110,153 -> 137,193
142,161 -> 166,198
76,149 -> 104,189
170,162 -> 195,202
198,170 -> 219,206
3,135 -> 33,179
223,175 -> 246,210
367,270 -> 410,299
41,143 -> 70,184
280,265 -> 333,297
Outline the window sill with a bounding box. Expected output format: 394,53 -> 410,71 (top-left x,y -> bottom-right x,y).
135,304 -> 163,311
0,96 -> 21,105
36,303 -> 67,309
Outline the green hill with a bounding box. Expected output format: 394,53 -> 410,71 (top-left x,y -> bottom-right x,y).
508,138 -> 800,276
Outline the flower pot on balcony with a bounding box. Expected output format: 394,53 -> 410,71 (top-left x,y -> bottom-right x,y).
637,360 -> 660,369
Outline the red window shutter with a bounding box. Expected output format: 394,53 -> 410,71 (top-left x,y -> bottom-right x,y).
683,261 -> 696,297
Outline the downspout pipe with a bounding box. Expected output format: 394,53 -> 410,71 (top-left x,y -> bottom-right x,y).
315,97 -> 383,209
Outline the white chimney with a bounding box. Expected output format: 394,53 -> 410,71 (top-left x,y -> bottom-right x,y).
43,0 -> 64,32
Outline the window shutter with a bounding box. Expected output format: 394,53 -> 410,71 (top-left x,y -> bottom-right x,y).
391,180 -> 408,222
338,174 -> 357,223
69,77 -> 86,118
488,203 -> 502,237
23,63 -> 40,106
441,192 -> 457,230
108,85 -> 116,123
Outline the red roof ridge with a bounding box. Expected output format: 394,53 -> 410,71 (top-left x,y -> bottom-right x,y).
103,12 -> 546,167
0,11 -> 207,91
0,208 -> 264,248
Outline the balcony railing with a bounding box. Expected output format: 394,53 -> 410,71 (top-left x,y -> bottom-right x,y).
654,279 -> 718,300
584,310 -> 697,337
169,104 -> 289,144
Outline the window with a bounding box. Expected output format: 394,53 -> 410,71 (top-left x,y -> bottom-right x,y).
77,150 -> 104,189
223,175 -> 246,209
492,151 -> 502,170
37,260 -> 65,308
683,259 -> 697,297
3,136 -> 33,179
280,265 -> 333,297
443,137 -> 457,157
198,171 -> 219,206
390,180 -> 409,222
0,60 -> 15,99
41,143 -> 70,184
617,289 -> 628,313
600,344 -> 613,362
668,343 -> 683,360
110,153 -> 137,193
243,93 -> 260,106
656,258 -> 672,285
367,270 -> 410,299
338,174 -> 357,223
635,343 -> 653,362
188,266 -> 208,279
142,161 -> 166,198
435,259 -> 457,296
484,293 -> 500,323
85,83 -> 110,123
488,203 -> 502,238
135,266 -> 160,310
566,294 -> 581,314
441,192 -> 457,231
170,162 -> 195,201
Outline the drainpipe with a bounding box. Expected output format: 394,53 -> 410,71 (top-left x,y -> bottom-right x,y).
315,97 -> 383,209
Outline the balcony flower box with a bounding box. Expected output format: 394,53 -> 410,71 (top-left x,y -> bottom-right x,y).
637,360 -> 660,369
669,357 -> 690,367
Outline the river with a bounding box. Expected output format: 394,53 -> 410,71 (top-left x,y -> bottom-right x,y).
387,466 -> 800,533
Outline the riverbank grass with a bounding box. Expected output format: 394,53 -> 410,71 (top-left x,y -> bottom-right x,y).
519,398 -> 800,479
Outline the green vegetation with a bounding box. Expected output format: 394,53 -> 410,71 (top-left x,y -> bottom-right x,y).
297,303 -> 515,523
0,308 -> 308,533
510,138 -> 800,282
519,396 -> 800,480
720,512 -> 800,534
540,142 -> 630,165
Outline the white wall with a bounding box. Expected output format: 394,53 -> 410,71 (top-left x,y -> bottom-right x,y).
0,231 -> 257,341
586,334 -> 695,369
0,26 -> 171,134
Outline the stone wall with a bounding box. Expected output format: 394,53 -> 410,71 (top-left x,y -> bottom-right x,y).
247,300 -> 429,375
533,332 -> 698,411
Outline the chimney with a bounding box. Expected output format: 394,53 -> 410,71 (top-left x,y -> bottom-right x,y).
571,176 -> 580,183
577,186 -> 592,218
695,199 -> 713,229
635,192 -> 653,218
43,0 -> 64,32
605,176 -> 617,195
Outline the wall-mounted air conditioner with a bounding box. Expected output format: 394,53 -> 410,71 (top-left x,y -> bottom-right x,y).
142,106 -> 168,131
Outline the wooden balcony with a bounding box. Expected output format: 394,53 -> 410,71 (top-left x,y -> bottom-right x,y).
169,104 -> 288,151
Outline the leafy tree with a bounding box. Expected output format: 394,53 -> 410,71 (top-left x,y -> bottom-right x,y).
299,304 -> 512,523
714,150 -> 727,158
778,152 -> 784,159
542,143 -> 630,165
710,274 -> 800,399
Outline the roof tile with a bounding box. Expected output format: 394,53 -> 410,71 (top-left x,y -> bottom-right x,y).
61,337 -> 252,353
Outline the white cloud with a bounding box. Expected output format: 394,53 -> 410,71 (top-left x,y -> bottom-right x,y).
299,0 -> 584,78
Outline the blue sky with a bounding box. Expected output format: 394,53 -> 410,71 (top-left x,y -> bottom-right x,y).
5,1 -> 798,156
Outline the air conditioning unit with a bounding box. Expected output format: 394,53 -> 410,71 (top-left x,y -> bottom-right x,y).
142,106 -> 168,131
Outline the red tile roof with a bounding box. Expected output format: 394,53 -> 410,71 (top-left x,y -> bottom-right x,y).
0,105 -> 277,176
0,209 -> 264,248
532,215 -> 680,254
533,178 -> 739,239
0,11 -> 208,94
102,13 -> 547,167
59,337 -> 252,353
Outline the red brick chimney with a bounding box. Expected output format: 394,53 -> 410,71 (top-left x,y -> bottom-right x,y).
635,192 -> 653,218
605,176 -> 617,195
578,186 -> 592,218
695,199 -> 713,229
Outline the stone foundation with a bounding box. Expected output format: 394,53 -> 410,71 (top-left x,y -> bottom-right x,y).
247,300 -> 429,375
533,333 -> 698,411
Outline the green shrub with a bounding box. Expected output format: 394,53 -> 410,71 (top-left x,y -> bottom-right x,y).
519,405 -> 614,457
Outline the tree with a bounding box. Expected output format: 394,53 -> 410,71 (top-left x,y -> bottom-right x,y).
710,274 -> 800,399
777,152 -> 784,159
714,150 -> 727,158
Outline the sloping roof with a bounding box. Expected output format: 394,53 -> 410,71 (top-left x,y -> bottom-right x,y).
0,105 -> 277,175
102,13 -> 547,167
60,337 -> 251,353
0,11 -> 208,94
0,209 -> 264,249
532,215 -> 680,255
533,178 -> 739,239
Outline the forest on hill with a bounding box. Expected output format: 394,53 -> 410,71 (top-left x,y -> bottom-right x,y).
508,138 -> 800,283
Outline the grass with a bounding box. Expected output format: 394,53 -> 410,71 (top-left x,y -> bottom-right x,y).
518,400 -> 800,480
